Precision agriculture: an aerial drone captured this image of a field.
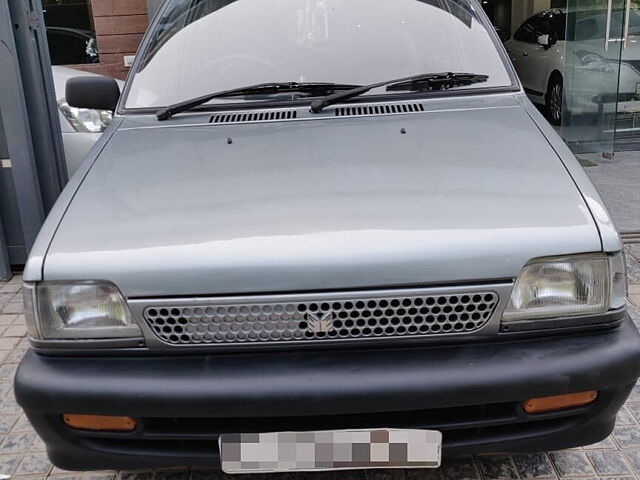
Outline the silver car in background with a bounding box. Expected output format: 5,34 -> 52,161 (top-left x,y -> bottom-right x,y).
15,0 -> 640,475
52,66 -> 122,176
506,9 -> 640,125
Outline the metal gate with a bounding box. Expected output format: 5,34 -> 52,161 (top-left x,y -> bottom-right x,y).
0,0 -> 67,280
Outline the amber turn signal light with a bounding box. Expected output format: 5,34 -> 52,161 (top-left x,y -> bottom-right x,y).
524,391 -> 598,414
63,414 -> 136,432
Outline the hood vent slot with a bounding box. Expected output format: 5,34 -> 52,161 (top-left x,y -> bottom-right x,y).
335,103 -> 424,117
210,109 -> 297,124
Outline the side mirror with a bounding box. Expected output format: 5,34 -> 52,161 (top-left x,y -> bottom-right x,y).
537,34 -> 556,48
66,76 -> 121,111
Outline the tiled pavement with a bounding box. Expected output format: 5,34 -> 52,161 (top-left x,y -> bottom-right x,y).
2,248 -> 640,480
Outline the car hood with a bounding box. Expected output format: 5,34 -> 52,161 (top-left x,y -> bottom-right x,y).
44,99 -> 601,297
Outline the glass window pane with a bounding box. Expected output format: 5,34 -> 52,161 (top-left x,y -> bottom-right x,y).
125,0 -> 514,109
43,0 -> 99,65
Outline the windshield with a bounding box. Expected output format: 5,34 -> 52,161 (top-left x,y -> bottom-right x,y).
124,0 -> 513,109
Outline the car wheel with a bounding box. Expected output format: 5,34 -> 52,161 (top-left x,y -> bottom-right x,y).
546,76 -> 563,126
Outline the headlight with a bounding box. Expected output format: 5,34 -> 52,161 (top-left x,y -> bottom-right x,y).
25,281 -> 141,339
59,101 -> 112,133
502,252 -> 626,324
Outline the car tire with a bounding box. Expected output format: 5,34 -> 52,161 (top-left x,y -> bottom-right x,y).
546,75 -> 563,126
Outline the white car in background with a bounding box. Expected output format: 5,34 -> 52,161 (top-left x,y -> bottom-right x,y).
53,66 -> 123,176
506,9 -> 640,124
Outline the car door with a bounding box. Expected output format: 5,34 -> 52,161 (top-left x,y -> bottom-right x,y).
46,28 -> 98,65
525,14 -> 556,97
507,15 -> 544,94
568,12 -> 621,111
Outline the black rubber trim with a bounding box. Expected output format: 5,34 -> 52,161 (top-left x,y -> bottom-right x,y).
15,316 -> 640,417
524,87 -> 545,97
500,307 -> 626,332
14,317 -> 640,470
23,387 -> 629,470
28,337 -> 146,350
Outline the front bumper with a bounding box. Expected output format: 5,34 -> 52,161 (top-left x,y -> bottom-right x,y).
15,317 -> 640,471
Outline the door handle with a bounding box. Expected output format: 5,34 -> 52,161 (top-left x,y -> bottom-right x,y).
522,52 -> 528,56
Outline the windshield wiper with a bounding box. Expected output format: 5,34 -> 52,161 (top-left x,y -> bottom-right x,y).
309,72 -> 489,113
156,82 -> 362,120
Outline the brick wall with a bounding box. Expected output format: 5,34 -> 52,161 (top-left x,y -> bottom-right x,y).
72,0 -> 149,80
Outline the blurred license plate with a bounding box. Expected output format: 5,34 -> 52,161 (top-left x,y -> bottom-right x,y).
219,428 -> 441,474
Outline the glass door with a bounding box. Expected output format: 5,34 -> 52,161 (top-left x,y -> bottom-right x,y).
561,0 -> 629,156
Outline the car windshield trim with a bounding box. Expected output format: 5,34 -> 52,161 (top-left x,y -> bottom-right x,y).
119,85 -> 521,118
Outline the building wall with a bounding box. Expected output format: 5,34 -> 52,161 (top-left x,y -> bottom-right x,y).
73,0 -> 149,80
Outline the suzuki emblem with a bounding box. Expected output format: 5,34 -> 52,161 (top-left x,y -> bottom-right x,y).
306,311 -> 334,333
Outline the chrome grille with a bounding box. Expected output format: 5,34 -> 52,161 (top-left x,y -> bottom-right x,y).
143,290 -> 499,346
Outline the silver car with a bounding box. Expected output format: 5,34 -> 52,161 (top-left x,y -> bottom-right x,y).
15,0 -> 640,474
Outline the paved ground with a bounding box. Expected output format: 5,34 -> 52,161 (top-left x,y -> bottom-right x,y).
2,248 -> 640,480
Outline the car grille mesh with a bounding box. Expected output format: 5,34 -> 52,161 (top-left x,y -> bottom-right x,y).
143,291 -> 498,346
